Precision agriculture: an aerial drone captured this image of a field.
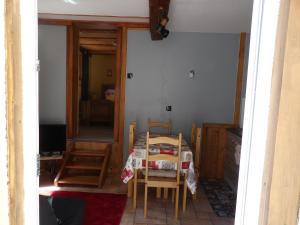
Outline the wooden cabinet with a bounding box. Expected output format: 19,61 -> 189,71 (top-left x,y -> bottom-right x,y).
201,123 -> 235,179
89,99 -> 114,124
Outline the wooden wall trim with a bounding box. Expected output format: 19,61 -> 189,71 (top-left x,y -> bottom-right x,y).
233,32 -> 246,126
38,18 -> 72,26
66,25 -> 74,138
119,27 -> 128,164
113,28 -> 122,141
38,18 -> 149,29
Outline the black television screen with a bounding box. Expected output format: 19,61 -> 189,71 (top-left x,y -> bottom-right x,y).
39,124 -> 66,155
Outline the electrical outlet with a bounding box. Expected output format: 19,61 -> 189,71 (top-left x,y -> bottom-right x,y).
166,106 -> 172,111
127,73 -> 133,79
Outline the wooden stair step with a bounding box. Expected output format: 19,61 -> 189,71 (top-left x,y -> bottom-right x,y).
70,150 -> 106,157
65,162 -> 102,170
57,175 -> 99,186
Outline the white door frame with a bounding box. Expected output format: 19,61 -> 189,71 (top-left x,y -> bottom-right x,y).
20,0 -> 39,224
235,0 -> 282,224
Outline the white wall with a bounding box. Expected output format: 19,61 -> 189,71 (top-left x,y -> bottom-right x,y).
38,25 -> 66,124
124,30 -> 240,161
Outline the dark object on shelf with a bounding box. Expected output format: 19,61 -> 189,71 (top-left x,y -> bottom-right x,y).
39,124 -> 66,155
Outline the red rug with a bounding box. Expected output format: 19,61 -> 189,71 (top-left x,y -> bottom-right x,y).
50,191 -> 127,225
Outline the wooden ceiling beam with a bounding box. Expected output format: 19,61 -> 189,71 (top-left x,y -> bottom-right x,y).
149,0 -> 170,40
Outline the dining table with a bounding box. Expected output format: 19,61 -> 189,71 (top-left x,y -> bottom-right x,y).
121,133 -> 197,196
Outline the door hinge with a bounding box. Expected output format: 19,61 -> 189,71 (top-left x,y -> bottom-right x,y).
37,154 -> 40,177
36,59 -> 40,72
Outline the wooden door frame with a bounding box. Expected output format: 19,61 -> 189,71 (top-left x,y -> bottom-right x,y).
66,21 -> 136,172
67,22 -> 121,141
38,18 -> 147,171
1,0 -> 39,224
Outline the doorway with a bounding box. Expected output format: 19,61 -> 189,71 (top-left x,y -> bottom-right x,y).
67,26 -> 123,145
77,29 -> 118,142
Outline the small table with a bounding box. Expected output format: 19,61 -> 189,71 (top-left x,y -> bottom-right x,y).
121,133 -> 197,196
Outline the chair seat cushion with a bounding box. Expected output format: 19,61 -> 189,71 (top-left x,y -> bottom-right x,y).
142,169 -> 177,178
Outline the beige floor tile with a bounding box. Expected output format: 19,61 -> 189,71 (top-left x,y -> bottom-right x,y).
193,200 -> 214,213
167,217 -> 181,225
182,219 -> 213,225
119,213 -> 135,225
210,218 -> 235,225
181,206 -> 197,220
196,211 -> 211,219
135,207 -> 167,225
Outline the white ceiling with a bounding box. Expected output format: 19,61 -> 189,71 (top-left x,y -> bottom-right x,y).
38,0 -> 253,33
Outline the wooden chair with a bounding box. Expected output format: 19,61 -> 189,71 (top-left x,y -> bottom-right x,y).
127,121 -> 136,198
147,119 -> 172,199
129,121 -> 137,151
144,132 -> 182,219
190,123 -> 196,148
147,119 -> 171,134
191,127 -> 202,200
194,128 -> 202,177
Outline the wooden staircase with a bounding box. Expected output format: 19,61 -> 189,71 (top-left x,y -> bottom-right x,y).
54,141 -> 111,188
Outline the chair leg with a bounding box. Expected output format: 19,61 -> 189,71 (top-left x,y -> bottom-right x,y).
156,187 -> 161,198
164,188 -> 168,199
175,186 -> 179,220
133,169 -> 137,209
172,189 -> 175,203
183,173 -> 187,212
192,193 -> 197,200
127,180 -> 133,198
193,172 -> 199,200
144,184 -> 148,218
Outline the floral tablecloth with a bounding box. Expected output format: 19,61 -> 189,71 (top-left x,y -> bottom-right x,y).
121,133 -> 197,194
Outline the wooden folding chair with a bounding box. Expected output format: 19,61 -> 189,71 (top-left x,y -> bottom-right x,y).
191,127 -> 202,200
144,132 -> 182,219
127,121 -> 136,198
147,119 -> 172,134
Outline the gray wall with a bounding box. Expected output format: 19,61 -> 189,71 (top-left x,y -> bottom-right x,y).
124,30 -> 240,161
38,25 -> 66,124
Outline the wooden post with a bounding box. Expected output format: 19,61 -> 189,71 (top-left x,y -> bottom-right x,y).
233,32 -> 246,126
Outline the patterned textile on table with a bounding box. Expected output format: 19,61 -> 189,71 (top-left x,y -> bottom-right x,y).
121,133 -> 197,194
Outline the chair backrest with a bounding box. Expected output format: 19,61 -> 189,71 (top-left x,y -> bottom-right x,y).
145,132 -> 182,184
194,128 -> 202,172
129,121 -> 137,152
147,119 -> 171,134
190,123 -> 196,148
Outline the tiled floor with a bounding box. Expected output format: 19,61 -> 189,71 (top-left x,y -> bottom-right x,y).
120,186 -> 235,225
40,173 -> 235,225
